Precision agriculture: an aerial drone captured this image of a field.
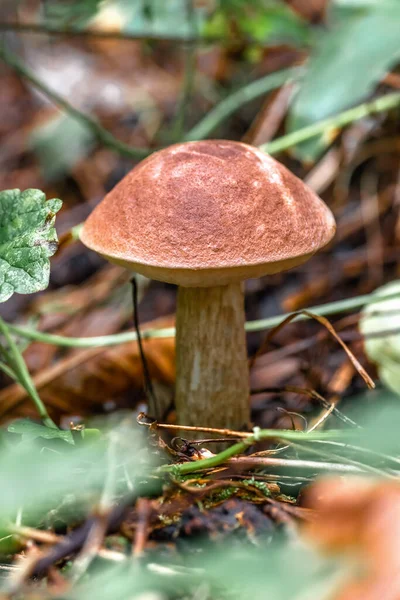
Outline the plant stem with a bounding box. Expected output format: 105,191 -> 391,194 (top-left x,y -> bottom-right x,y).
261,92 -> 400,155
6,288 -> 400,348
0,21 -> 215,43
0,318 -> 56,427
0,45 -> 150,160
288,441 -> 388,479
185,66 -> 302,141
158,428 -> 351,475
309,440 -> 400,469
226,456 -> 368,475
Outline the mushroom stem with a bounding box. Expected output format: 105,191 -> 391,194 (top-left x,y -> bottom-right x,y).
175,282 -> 250,432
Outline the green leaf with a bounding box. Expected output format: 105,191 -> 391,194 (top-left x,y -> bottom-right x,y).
0,418 -> 153,524
287,1 -> 400,162
42,0 -> 103,28
41,0 -> 207,39
8,419 -> 74,445
120,0 -> 206,38
360,280 -> 400,397
0,189 -> 62,303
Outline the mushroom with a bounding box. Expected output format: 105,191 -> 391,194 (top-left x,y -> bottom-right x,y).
80,140 -> 335,431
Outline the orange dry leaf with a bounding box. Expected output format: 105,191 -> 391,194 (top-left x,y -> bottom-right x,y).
301,477 -> 400,600
0,255 -> 177,423
0,315 -> 175,423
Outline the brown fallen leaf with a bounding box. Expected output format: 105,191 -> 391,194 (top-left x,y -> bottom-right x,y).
0,315 -> 175,424
301,477 -> 400,600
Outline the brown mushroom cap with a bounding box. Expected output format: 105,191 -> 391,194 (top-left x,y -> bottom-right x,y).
80,140 -> 335,286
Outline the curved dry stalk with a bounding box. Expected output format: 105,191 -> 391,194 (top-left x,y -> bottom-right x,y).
250,308 -> 374,389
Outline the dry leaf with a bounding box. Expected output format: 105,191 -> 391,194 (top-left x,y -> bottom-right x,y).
0,316 -> 175,423
302,476 -> 400,600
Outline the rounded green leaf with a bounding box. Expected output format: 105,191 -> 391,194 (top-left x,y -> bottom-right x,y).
0,189 -> 62,303
360,280 -> 400,396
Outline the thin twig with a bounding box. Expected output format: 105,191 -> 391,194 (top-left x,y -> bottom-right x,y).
131,278 -> 159,417
137,413 -> 250,438
250,308 -> 374,389
132,498 -> 152,558
68,433 -> 120,584
30,478 -> 161,578
68,516 -> 108,585
303,310 -> 374,389
9,525 -> 61,545
9,525 -> 126,562
308,362 -> 354,432
4,545 -> 44,595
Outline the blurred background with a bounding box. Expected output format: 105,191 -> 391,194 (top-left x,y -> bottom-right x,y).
0,0 -> 399,432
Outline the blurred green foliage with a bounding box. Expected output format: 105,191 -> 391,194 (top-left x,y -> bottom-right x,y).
31,114 -> 95,181
1,399 -> 400,597
0,416 -> 152,525
204,0 -> 310,46
33,0 -> 400,171
361,280 -> 400,398
288,0 -> 400,161
8,419 -> 75,443
63,541 -> 342,600
41,0 -> 309,45
42,0 -> 103,28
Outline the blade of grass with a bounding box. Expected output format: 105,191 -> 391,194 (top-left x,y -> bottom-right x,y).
0,360 -> 17,381
185,66 -> 302,141
261,91 -> 400,155
0,318 -> 57,428
288,441 -> 391,478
